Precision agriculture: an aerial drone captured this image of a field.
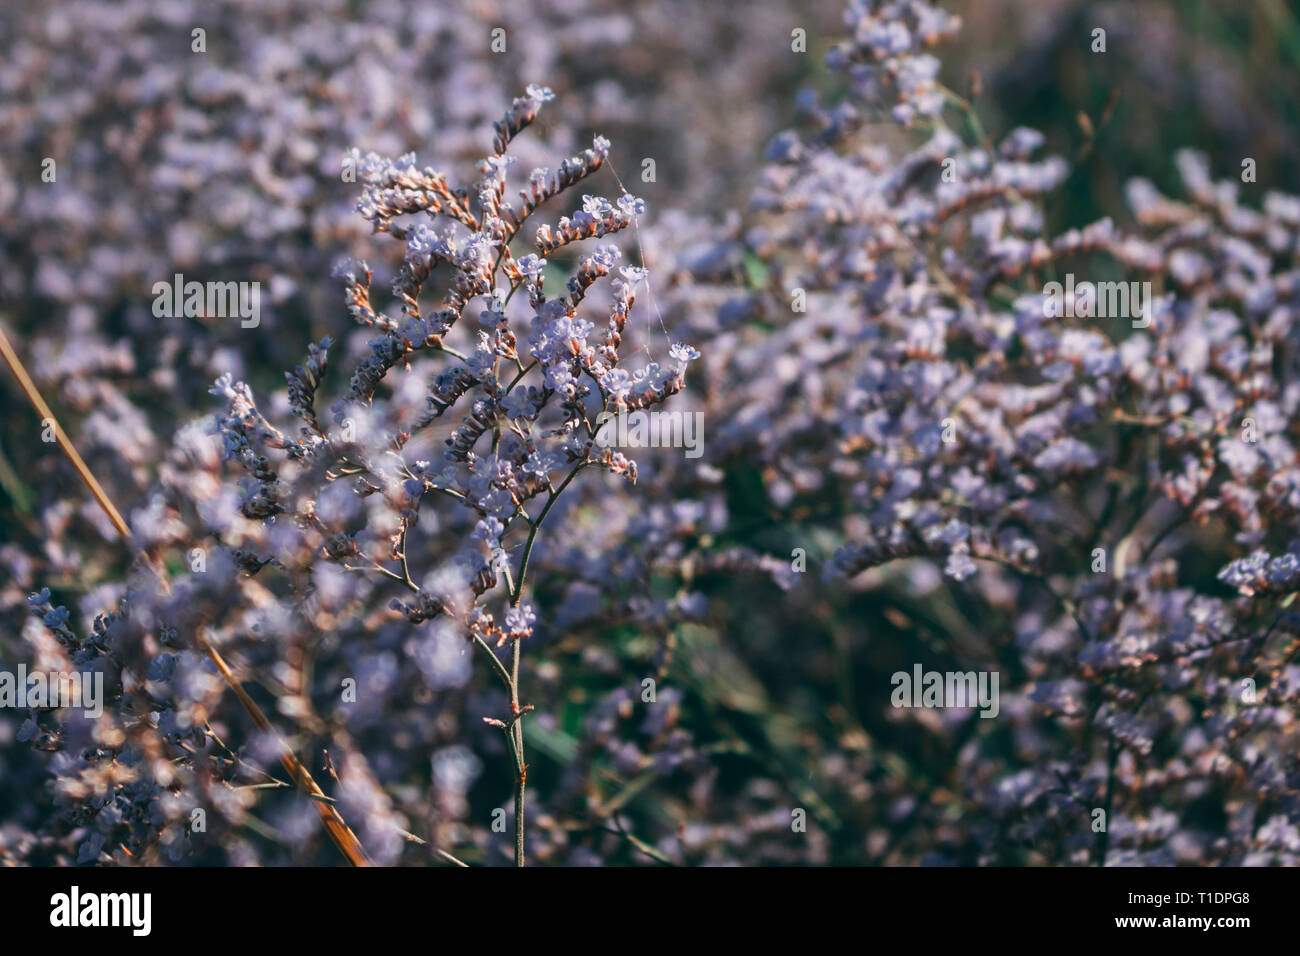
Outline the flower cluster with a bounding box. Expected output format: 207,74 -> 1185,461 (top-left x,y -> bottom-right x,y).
5,0 -> 1300,869
633,0 -> 1300,864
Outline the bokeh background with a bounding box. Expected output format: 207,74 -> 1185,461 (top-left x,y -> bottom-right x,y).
2,0 -> 1299,865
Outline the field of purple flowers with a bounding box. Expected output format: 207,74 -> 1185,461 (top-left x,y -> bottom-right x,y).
2,0 -> 1299,867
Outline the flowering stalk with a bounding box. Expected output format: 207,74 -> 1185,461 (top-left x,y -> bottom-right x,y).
199,86 -> 698,866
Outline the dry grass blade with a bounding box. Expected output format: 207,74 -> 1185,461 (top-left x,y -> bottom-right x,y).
0,321 -> 372,867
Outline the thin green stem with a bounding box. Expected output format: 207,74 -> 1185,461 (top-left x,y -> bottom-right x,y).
433,343 -> 469,362
495,459 -> 586,865
470,633 -> 513,690
511,462 -> 584,607
511,635 -> 525,867
505,359 -> 538,394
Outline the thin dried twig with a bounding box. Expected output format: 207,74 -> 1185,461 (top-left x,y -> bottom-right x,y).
0,321 -> 371,867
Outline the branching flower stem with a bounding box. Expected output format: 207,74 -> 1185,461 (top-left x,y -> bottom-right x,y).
495,460 -> 586,865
